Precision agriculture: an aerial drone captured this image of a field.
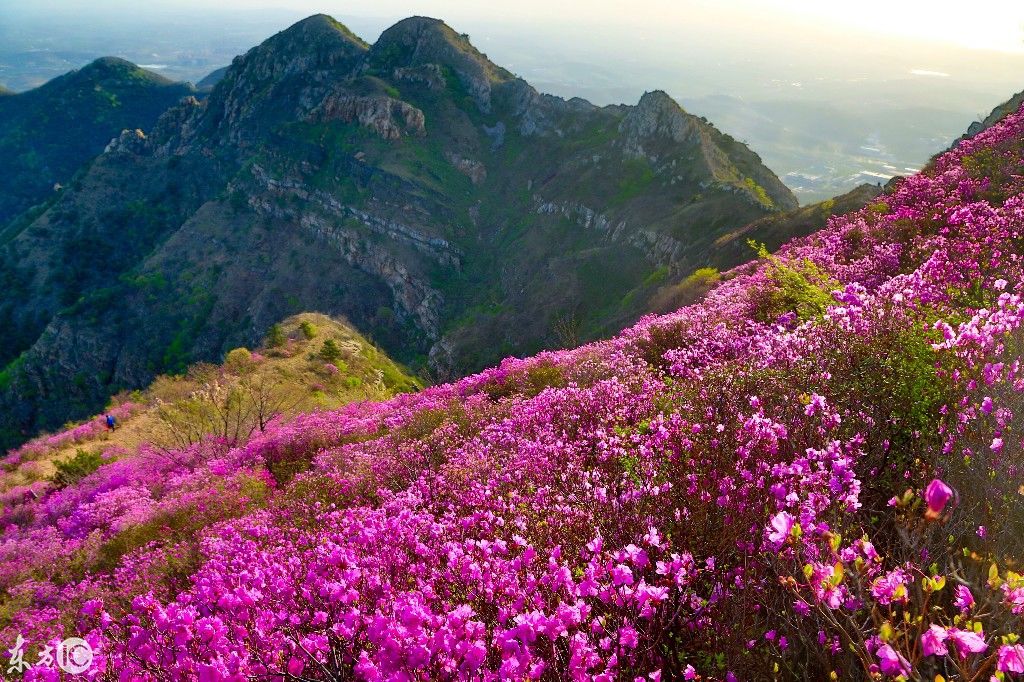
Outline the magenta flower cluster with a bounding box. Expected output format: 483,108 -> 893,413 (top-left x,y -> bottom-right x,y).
3,402 -> 139,467
5,105 -> 1024,680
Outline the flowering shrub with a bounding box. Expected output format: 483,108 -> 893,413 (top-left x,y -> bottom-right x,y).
2,402 -> 139,465
5,105 -> 1024,680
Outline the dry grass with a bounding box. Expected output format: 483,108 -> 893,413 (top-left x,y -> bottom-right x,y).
0,313 -> 419,492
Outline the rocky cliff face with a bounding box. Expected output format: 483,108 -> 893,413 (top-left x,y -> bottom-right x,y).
0,14 -> 799,449
310,92 -> 426,139
620,91 -> 702,155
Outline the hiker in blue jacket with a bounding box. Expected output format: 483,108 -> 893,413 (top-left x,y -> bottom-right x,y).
105,414 -> 116,431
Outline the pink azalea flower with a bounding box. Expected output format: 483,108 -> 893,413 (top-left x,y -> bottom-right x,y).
920,625 -> 948,657
954,585 -> 974,612
924,479 -> 953,518
877,644 -> 911,677
998,644 -> 1024,674
767,511 -> 795,548
804,393 -> 827,416
1005,583 -> 1024,614
871,568 -> 910,605
948,628 -> 988,657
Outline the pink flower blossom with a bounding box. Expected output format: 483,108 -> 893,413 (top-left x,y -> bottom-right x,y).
954,585 -> 974,612
998,644 -> 1024,674
921,625 -> 948,657
767,511 -> 795,548
924,479 -> 953,518
871,568 -> 910,605
877,644 -> 911,677
948,628 -> 988,657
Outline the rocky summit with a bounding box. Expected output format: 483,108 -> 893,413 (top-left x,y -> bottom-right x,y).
0,14 -> 801,448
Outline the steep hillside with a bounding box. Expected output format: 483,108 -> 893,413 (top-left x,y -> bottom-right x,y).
196,66 -> 228,92
4,98 -> 1024,680
0,57 -> 194,227
0,312 -> 417,491
623,183 -> 883,319
707,182 -> 883,268
0,14 -> 796,449
914,86 -> 1024,178
959,88 -> 1024,144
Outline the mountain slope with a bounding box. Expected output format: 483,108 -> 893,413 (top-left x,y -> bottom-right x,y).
196,66 -> 228,92
632,182 -> 882,318
4,99 -> 1024,681
0,57 -> 194,227
959,88 -> 1024,144
0,312 -> 417,489
0,14 -> 795,449
707,182 -> 882,268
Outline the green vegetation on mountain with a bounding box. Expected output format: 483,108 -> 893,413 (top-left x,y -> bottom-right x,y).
0,14 -> 802,449
0,312 -> 417,491
195,66 -> 228,92
706,183 -> 882,268
0,57 -> 194,227
605,183 -> 881,320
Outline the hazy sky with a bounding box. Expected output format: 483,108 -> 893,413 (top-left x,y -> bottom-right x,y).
7,0 -> 1024,53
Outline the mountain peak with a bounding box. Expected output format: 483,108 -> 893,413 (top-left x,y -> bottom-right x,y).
277,13 -> 368,48
617,89 -> 796,211
375,16 -> 459,48
620,90 -> 698,148
242,13 -> 368,69
0,55 -> 193,225
86,56 -> 136,70
192,13 -> 369,142
73,57 -> 175,85
372,16 -> 505,76
384,15 -> 448,33
370,16 -> 512,112
637,90 -> 685,113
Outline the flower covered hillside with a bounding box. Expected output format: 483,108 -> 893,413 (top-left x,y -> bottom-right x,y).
6,105 -> 1024,680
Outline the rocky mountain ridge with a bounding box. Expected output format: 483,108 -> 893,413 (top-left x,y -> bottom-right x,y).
0,14 -> 800,448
